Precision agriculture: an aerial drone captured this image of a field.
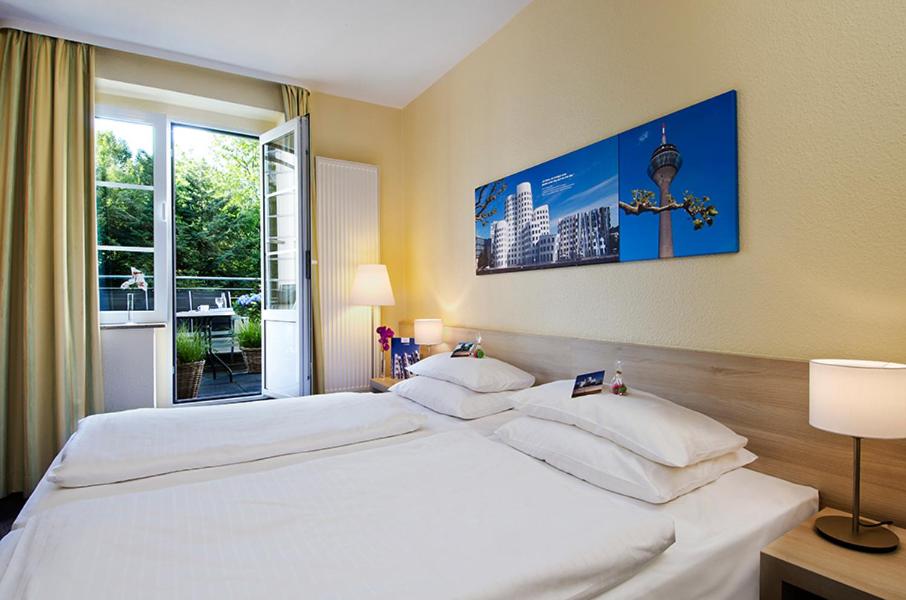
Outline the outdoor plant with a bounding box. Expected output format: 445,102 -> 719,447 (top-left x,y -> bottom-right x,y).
234,293 -> 262,321
175,326 -> 206,364
236,318 -> 262,349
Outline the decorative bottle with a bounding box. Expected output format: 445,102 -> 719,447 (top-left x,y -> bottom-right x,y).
472,334 -> 485,359
610,360 -> 627,395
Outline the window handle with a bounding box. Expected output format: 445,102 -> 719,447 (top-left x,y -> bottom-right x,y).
160,201 -> 169,223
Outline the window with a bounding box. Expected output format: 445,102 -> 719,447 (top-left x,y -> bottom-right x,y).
95,108 -> 167,323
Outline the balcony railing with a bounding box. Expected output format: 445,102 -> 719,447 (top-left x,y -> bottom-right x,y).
99,275 -> 259,312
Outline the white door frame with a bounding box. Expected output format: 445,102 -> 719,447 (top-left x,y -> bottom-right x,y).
259,116 -> 312,397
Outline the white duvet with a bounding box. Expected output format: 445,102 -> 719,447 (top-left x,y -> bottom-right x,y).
49,393 -> 425,487
2,431 -> 675,599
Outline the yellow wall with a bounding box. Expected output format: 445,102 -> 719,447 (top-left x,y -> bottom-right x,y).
400,0 -> 906,362
96,48 -> 283,112
310,92 -> 408,329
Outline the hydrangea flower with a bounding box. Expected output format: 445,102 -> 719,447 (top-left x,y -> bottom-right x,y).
235,293 -> 262,321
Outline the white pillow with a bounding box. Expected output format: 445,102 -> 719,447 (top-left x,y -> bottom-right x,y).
511,380 -> 746,467
405,353 -> 535,393
496,416 -> 756,504
390,376 -> 514,419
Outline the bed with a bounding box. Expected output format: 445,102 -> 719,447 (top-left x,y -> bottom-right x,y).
14,395 -> 516,527
1,390 -> 816,600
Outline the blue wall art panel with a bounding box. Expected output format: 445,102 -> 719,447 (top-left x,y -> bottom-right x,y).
475,91 -> 738,274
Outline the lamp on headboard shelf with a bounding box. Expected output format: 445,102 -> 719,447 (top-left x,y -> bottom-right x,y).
414,319 -> 443,355
809,359 -> 906,553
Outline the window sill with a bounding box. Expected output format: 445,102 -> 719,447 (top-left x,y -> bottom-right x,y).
100,322 -> 166,330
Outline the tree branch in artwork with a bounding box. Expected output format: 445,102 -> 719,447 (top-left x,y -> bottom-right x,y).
619,189 -> 719,230
475,179 -> 507,226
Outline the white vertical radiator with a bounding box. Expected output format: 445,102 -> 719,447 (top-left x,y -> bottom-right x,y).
315,157 -> 379,393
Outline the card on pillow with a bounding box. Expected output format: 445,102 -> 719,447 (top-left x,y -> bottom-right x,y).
405,353 -> 535,393
511,380 -> 746,467
496,416 -> 756,504
390,376 -> 514,419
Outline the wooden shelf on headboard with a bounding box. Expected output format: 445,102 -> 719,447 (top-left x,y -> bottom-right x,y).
401,322 -> 906,527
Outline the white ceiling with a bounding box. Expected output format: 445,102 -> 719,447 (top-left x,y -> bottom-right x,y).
0,0 -> 531,107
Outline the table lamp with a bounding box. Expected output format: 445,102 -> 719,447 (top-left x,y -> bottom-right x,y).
809,359 -> 906,553
414,318 -> 443,356
350,264 -> 395,377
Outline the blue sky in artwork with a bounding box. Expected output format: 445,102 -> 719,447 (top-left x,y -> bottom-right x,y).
618,91 -> 738,261
475,137 -> 619,239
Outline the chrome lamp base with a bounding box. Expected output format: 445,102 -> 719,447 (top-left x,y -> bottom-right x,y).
815,515 -> 899,553
813,437 -> 900,553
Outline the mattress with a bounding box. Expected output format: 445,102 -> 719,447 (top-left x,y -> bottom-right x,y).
599,467 -> 817,600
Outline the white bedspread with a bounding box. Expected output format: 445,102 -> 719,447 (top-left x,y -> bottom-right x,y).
49,392 -> 425,487
1,431 -> 675,600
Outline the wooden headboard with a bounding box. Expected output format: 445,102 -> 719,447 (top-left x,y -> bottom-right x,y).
402,323 -> 906,525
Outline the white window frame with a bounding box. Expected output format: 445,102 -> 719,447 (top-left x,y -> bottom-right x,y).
95,104 -> 170,324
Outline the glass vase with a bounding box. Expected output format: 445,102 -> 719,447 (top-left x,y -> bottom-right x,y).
126,293 -> 135,324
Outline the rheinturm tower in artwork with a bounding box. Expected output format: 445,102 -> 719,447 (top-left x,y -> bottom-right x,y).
647,123 -> 683,258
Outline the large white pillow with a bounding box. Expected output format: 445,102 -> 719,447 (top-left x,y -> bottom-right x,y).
405,353 -> 535,393
390,376 -> 513,419
511,380 -> 746,467
496,416 -> 756,504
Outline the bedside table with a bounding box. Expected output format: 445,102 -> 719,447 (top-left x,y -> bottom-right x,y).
370,377 -> 399,393
761,507 -> 906,600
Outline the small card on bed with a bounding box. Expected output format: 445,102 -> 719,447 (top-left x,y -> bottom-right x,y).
451,342 -> 474,358
572,370 -> 606,397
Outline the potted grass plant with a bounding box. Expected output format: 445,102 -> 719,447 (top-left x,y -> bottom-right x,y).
235,293 -> 262,374
237,318 -> 262,374
176,326 -> 207,399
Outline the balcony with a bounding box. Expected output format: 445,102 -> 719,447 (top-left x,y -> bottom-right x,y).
100,275 -> 262,401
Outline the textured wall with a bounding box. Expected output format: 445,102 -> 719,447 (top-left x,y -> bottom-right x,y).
311,92 -> 407,331
400,0 -> 906,362
96,47 -> 283,112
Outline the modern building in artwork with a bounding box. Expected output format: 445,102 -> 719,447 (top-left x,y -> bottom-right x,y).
487,180 -> 616,270
489,182 -> 553,269
555,206 -> 614,262
490,220 -> 509,268
475,236 -> 491,269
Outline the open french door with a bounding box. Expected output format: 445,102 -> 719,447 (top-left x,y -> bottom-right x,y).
259,117 -> 312,397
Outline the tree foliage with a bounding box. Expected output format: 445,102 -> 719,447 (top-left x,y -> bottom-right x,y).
475,179 -> 507,226
618,188 -> 719,230
95,129 -> 261,289
96,131 -> 156,282
173,133 -> 260,285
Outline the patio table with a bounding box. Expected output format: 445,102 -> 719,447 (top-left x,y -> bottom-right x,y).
176,308 -> 237,382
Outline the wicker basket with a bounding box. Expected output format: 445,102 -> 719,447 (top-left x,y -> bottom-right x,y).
242,347 -> 262,374
176,360 -> 205,399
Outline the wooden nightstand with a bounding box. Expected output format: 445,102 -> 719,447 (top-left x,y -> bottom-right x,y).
761,508 -> 906,600
369,377 -> 399,393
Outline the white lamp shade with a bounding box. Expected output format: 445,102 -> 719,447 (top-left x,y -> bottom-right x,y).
350,264 -> 395,306
414,319 -> 443,345
809,359 -> 906,439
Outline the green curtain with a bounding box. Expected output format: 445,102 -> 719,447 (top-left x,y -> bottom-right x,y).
0,29 -> 103,495
281,85 -> 310,119
279,84 -> 322,393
